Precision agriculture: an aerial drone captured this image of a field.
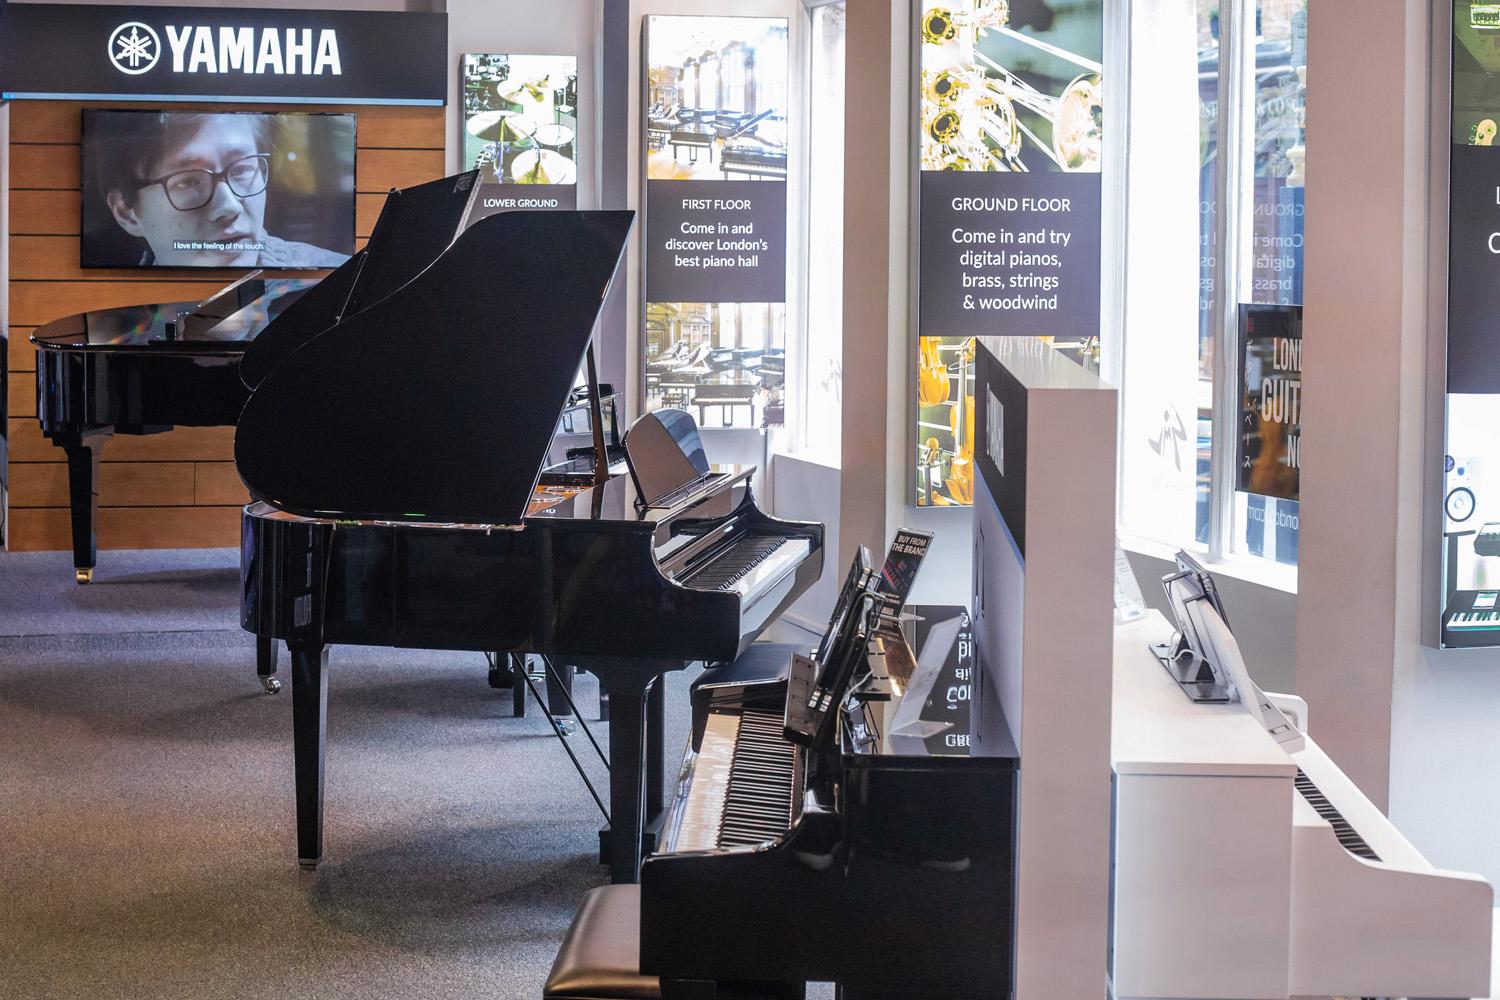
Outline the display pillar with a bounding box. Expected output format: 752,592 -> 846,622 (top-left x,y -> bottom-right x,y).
970,336 -> 1116,1000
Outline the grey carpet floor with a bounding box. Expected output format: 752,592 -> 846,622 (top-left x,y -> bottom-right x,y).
0,548 -> 819,1000
0,548 -> 243,637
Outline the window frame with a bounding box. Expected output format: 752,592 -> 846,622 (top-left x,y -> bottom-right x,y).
1113,0 -> 1300,594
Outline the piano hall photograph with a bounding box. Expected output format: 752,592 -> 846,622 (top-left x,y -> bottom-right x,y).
0,0 -> 1497,999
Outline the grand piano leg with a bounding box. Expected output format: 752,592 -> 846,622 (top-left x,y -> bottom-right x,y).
546,661 -> 576,735
289,641 -> 328,868
647,676 -> 666,821
256,636 -> 281,694
579,657 -> 674,884
59,433 -> 107,584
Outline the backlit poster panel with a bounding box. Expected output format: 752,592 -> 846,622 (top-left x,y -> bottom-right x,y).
1441,3 -> 1500,647
462,53 -> 579,216
1236,304 -> 1301,502
914,0 -> 1104,505
643,15 -> 789,429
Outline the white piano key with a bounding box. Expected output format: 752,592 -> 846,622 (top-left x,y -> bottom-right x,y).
671,712 -> 740,854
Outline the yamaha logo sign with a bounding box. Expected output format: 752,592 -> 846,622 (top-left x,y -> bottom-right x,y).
108,21 -> 161,75
2,4 -> 446,105
108,22 -> 342,77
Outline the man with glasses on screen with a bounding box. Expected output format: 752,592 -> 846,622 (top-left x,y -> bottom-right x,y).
94,113 -> 346,268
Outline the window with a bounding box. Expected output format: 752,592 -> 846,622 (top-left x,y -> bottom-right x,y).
792,0 -> 846,463
1118,0 -> 1307,580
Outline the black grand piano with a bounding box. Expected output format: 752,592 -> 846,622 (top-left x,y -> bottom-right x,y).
235,177 -> 824,884
31,273 -> 315,583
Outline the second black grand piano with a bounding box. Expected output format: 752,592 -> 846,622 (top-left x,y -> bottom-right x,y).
235,187 -> 823,883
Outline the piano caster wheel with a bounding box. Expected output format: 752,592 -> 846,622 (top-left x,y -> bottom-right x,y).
75,568 -> 93,585
297,857 -> 319,870
260,675 -> 283,695
554,715 -> 576,736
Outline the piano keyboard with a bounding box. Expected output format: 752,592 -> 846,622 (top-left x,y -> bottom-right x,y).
1445,610 -> 1500,630
666,709 -> 801,854
681,536 -> 810,599
719,710 -> 800,847
1294,768 -> 1380,862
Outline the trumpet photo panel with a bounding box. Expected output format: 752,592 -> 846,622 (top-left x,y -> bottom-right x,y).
462,53 -> 578,214
919,0 -> 1102,174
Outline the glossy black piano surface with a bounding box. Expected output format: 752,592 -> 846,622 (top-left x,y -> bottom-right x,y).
30,276 -> 316,583
235,203 -> 824,884
639,625 -> 1018,999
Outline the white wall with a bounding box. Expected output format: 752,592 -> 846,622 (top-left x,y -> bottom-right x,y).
1128,551 -> 1299,694
1296,0 -> 1500,889
771,452 -> 839,626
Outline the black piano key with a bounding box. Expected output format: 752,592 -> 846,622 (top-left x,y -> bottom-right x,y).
681,534 -> 790,591
1294,769 -> 1381,862
715,708 -> 799,848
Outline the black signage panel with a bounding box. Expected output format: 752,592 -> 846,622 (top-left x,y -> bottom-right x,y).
1448,145 -> 1500,392
919,171 -> 1103,340
974,344 -> 1028,557
0,4 -> 446,105
644,179 -> 787,303
466,184 -> 578,220
1236,304 -> 1302,501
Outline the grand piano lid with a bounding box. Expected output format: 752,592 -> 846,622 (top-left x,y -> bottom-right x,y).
239,171 -> 481,389
29,279 -> 315,351
234,209 -> 635,526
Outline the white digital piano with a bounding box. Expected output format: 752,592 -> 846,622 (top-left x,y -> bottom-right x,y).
1111,610 -> 1493,1000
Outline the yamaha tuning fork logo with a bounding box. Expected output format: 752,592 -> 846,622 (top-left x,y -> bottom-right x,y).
109,21 -> 161,75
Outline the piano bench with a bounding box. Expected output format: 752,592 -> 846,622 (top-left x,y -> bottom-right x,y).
545,885 -> 803,1000
546,885 -> 661,1000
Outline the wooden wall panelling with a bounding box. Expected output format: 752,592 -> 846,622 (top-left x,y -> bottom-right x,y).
7,329 -> 39,374
8,420 -> 237,463
8,372 -> 35,418
11,281 -> 225,326
7,506 -> 244,553
193,462 -> 250,506
9,190 -> 80,235
9,461 -> 196,508
11,144 -> 79,190
5,99 -> 445,552
9,101 -> 445,148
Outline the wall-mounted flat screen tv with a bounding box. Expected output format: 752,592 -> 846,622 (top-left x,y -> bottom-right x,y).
81,110 -> 356,269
